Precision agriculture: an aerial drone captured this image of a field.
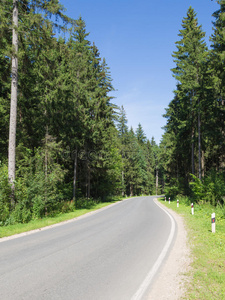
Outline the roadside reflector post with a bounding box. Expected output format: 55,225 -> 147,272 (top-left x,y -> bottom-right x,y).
177,199 -> 179,208
211,213 -> 216,233
165,197 -> 166,202
169,197 -> 170,204
191,203 -> 194,215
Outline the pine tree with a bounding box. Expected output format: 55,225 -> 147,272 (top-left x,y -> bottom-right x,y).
211,0 -> 225,99
117,106 -> 128,140
210,0 -> 225,169
171,6 -> 208,180
1,0 -> 75,204
135,123 -> 147,144
145,140 -> 155,194
0,1 -> 126,219
64,17 -> 116,200
117,106 -> 129,196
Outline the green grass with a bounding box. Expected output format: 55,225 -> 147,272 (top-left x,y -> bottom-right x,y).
159,197 -> 225,299
0,195 -> 146,238
0,200 -> 121,238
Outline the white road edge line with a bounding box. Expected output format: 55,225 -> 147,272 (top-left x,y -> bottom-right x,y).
131,198 -> 176,300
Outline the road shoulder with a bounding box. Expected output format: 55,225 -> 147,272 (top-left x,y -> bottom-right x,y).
148,199 -> 192,300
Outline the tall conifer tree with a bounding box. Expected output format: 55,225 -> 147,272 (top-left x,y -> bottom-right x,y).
211,0 -> 225,169
171,6 -> 208,180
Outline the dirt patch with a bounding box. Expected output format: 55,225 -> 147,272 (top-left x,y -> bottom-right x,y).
148,200 -> 192,300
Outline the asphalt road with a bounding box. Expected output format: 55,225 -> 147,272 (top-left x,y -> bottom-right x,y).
0,196 -> 176,300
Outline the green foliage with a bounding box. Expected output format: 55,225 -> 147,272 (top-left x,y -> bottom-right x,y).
10,201 -> 32,224
162,4 -> 225,204
32,195 -> 45,219
204,171 -> 225,205
189,174 -> 205,201
0,163 -> 11,225
164,183 -> 180,200
135,123 -> 146,144
2,141 -> 67,225
0,0 -> 163,228
189,172 -> 225,205
176,195 -> 191,206
76,197 -> 100,209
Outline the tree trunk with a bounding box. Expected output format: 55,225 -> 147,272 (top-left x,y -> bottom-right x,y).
8,0 -> 18,205
87,165 -> 90,199
130,184 -> 133,197
86,158 -> 91,199
44,129 -> 49,215
191,90 -> 195,177
73,149 -> 78,206
201,150 -> 205,178
191,128 -> 195,175
156,168 -> 158,195
198,101 -> 202,180
122,170 -> 124,196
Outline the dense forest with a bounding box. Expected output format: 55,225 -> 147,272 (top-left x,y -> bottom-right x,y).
0,0 -> 225,225
0,0 -> 161,225
162,3 -> 225,204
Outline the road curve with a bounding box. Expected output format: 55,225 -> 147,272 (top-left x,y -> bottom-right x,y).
0,196 -> 176,300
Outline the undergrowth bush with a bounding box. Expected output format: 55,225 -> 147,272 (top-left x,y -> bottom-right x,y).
177,195 -> 191,206
0,163 -> 11,225
76,197 -> 100,209
190,171 -> 225,205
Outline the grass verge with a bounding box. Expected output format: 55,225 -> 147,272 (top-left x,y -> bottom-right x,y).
0,200 -> 122,238
159,197 -> 225,300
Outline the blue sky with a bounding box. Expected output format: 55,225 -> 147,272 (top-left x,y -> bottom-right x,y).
60,0 -> 219,144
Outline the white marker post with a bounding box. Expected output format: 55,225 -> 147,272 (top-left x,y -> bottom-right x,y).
191,203 -> 194,215
211,213 -> 216,233
165,197 -> 166,202
169,197 -> 170,204
177,199 -> 179,208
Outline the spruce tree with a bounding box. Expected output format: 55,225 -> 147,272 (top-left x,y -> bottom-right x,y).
171,6 -> 208,180
117,106 -> 129,196
1,0 -> 75,204
211,0 -> 225,99
117,106 -> 128,140
210,0 -> 225,169
135,123 -> 147,144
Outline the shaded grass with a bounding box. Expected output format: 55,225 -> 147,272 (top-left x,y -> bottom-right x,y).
0,200 -> 120,238
159,197 -> 225,299
0,195 -> 145,238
